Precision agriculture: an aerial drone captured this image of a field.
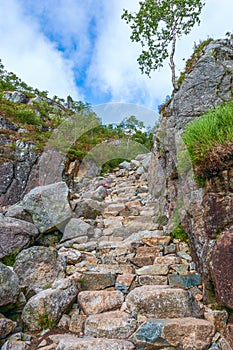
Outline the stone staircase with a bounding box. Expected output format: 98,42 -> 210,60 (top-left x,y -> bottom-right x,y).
2,154 -> 229,350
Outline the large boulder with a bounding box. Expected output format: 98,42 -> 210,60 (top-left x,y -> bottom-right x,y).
211,226 -> 233,309
125,285 -> 201,318
0,263 -> 20,307
13,246 -> 66,295
0,215 -> 38,260
130,318 -> 215,350
22,182 -> 72,233
22,277 -> 78,331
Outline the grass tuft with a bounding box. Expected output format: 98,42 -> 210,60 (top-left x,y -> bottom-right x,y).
182,100 -> 233,178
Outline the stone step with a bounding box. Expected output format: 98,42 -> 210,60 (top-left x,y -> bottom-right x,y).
78,290 -> 124,315
125,285 -> 201,318
130,317 -> 215,350
48,334 -> 135,350
84,311 -> 137,339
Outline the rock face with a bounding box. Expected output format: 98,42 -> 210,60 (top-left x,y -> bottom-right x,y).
148,38 -> 233,303
0,214 -> 38,259
13,246 -> 66,295
211,226 -> 233,309
0,140 -> 38,206
22,181 -> 72,233
0,263 -> 20,307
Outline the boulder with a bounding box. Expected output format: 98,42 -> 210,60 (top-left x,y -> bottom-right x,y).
3,92 -> 29,104
61,218 -> 93,243
125,286 -> 201,318
0,263 -> 20,307
22,182 -> 72,233
49,334 -> 135,350
78,290 -> 124,315
84,311 -> 137,339
211,226 -> 233,309
13,246 -> 66,295
0,214 -> 38,259
0,317 -> 16,339
74,198 -> 104,219
22,277 -> 78,331
130,318 -> 215,349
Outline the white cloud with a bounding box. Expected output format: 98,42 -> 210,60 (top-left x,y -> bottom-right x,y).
0,0 -> 81,100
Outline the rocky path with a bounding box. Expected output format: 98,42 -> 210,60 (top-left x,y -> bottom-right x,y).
0,154 -> 230,349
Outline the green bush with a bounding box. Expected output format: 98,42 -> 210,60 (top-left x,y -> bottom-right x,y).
15,108 -> 41,126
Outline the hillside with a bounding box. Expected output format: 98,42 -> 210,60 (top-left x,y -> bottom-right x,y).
0,38 -> 233,349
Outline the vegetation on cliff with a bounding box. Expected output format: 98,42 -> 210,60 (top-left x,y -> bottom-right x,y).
0,60 -> 153,171
182,99 -> 233,178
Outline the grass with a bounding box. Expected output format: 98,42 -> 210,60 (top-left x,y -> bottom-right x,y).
182,100 -> 233,178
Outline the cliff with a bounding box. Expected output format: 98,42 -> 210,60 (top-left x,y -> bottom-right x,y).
149,38 -> 233,307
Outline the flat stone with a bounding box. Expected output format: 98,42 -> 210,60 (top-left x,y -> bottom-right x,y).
139,275 -> 168,286
168,273 -> 202,289
154,255 -> 181,265
142,236 -> 171,246
49,334 -> 135,349
115,275 -> 135,294
136,264 -> 169,276
84,311 -> 137,339
125,286 -> 201,318
130,318 -> 215,350
79,272 -> 116,290
78,290 -> 124,315
170,264 -> 189,274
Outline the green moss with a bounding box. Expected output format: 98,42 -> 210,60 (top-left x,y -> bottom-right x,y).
38,312 -> 55,330
171,224 -> 189,243
1,252 -> 18,266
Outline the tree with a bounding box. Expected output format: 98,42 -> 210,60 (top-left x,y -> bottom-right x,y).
122,0 -> 205,90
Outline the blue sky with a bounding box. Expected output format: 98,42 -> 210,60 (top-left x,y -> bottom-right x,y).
0,0 -> 233,126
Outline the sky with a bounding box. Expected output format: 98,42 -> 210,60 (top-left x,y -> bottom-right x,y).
0,0 -> 232,126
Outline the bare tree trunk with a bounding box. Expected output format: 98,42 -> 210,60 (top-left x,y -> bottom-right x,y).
170,32 -> 177,91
